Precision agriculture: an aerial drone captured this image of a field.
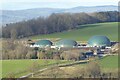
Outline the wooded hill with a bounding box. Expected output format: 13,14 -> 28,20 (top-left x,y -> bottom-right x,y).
2,11 -> 119,39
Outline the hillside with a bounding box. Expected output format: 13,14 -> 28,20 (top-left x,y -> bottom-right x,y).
1,5 -> 118,25
31,22 -> 118,41
2,55 -> 118,78
2,11 -> 119,39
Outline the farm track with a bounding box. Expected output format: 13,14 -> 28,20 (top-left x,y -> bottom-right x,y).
20,60 -> 90,78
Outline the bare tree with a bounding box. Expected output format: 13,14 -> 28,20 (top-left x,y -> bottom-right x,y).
86,61 -> 101,78
10,28 -> 18,39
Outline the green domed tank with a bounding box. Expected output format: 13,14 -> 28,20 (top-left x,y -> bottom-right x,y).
35,40 -> 52,48
55,39 -> 77,48
88,36 -> 111,47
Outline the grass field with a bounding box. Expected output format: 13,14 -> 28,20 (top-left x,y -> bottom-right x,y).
99,55 -> 118,73
2,59 -> 72,78
31,22 -> 118,41
99,55 -> 118,69
32,55 -> 118,78
75,55 -> 118,74
2,55 -> 118,78
74,55 -> 118,69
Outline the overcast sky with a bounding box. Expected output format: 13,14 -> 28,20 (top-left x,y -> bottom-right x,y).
1,0 -> 119,10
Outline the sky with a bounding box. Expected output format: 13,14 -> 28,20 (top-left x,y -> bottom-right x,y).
1,0 -> 119,10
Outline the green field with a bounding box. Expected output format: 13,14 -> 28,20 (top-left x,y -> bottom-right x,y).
2,59 -> 72,78
74,55 -> 118,71
2,55 -> 118,78
99,55 -> 118,73
32,55 -> 118,78
31,22 -> 118,41
99,55 -> 118,69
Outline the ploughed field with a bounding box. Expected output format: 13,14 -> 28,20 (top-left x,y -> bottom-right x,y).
1,55 -> 118,78
31,22 -> 118,41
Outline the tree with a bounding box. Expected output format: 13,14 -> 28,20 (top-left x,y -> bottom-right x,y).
9,51 -> 16,59
60,50 -> 83,60
15,45 -> 28,59
53,54 -> 60,60
26,50 -> 34,59
37,49 -> 45,59
2,39 -> 16,59
10,28 -> 18,39
2,11 -> 119,38
86,61 -> 101,78
37,52 -> 46,59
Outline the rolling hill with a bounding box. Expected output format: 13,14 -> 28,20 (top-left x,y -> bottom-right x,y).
31,22 -> 118,41
1,5 -> 118,25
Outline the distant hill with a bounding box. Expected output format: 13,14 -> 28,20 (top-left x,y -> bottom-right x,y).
64,5 -> 118,13
1,8 -> 64,25
1,5 -> 118,25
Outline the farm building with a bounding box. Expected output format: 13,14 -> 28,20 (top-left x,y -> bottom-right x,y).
87,35 -> 111,47
31,40 -> 53,48
55,39 -> 78,48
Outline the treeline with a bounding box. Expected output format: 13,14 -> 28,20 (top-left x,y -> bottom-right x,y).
2,11 -> 120,39
2,40 -> 36,59
2,39 -> 84,60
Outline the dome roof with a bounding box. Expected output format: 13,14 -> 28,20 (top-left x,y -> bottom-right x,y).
55,39 -> 77,48
35,40 -> 52,48
87,36 -> 111,47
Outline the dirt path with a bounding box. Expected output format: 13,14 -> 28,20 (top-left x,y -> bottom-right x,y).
19,60 -> 89,78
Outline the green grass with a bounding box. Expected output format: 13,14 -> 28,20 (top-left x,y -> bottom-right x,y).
99,55 -> 118,69
2,59 -> 72,78
2,55 -> 118,78
73,55 -> 118,74
32,55 -> 118,78
31,22 -> 118,41
71,55 -> 118,71
98,55 -> 118,73
85,55 -> 118,69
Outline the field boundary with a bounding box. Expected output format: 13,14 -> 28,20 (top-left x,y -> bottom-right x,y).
19,60 -> 90,78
